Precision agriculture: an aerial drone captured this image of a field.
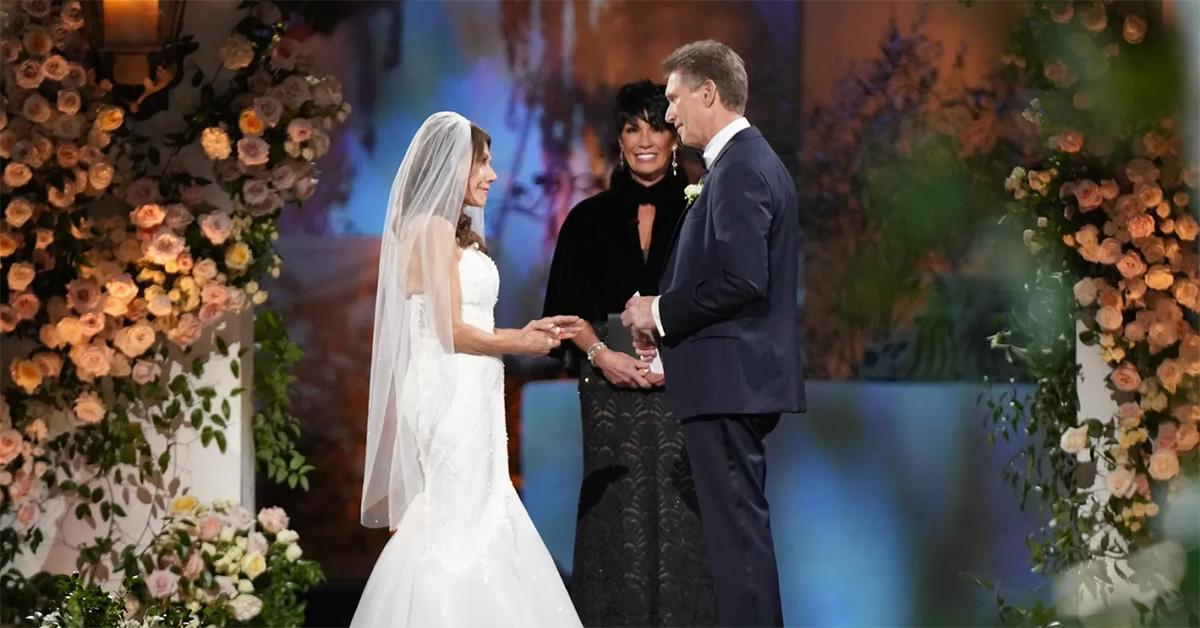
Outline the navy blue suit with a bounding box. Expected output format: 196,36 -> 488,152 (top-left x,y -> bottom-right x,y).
658,126 -> 805,627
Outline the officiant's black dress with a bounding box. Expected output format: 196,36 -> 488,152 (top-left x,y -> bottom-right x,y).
543,167 -> 717,627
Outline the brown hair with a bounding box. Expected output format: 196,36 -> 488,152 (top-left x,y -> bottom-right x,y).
458,123 -> 491,253
662,40 -> 749,114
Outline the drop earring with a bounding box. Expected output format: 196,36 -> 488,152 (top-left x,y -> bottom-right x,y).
671,146 -> 678,177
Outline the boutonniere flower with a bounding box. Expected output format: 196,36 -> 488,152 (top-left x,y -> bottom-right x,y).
684,182 -> 703,207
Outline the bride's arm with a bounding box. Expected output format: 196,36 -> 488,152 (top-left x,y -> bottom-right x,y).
446,246 -> 570,356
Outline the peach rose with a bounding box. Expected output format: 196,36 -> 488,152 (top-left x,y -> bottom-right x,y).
1111,362 -> 1142,392
130,203 -> 166,229
21,93 -> 51,124
74,390 -> 106,424
1117,402 -> 1144,428
69,340 -> 114,379
1073,180 -> 1104,212
1176,422 -> 1199,452
239,109 -> 265,136
113,322 -> 157,358
1156,359 -> 1183,393
55,317 -> 84,346
1144,265 -> 1174,291
1116,252 -> 1147,278
31,352 -> 63,379
12,292 -> 39,320
4,163 -> 33,187
6,197 -> 35,228
1127,214 -> 1155,239
67,279 -> 103,313
1074,278 -> 1099,306
143,230 -> 186,266
1126,158 -> 1160,184
1148,450 -> 1179,481
1124,14 -> 1147,44
11,359 -> 44,394
1057,130 -> 1084,153
1176,216 -> 1199,241
182,553 -> 205,580
1180,335 -> 1200,372
1097,238 -> 1122,265
7,262 -> 36,292
1136,183 -> 1164,209
1148,321 -> 1179,352
0,428 -> 23,465
1096,306 -> 1124,332
105,274 -> 138,303
78,312 -> 105,337
24,418 -> 48,442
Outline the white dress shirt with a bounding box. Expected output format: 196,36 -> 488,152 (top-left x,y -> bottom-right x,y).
650,116 -> 750,338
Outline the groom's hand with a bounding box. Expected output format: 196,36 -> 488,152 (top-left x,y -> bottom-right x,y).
620,295 -> 656,332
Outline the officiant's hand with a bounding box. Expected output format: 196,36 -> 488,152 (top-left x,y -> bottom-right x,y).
594,348 -> 652,389
620,295 -> 657,332
633,330 -> 657,360
518,316 -> 578,354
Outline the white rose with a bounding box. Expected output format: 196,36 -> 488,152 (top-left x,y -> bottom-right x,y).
229,593 -> 262,621
1059,425 -> 1089,455
240,551 -> 267,580
284,543 -> 303,562
1106,466 -> 1137,499
276,529 -> 299,545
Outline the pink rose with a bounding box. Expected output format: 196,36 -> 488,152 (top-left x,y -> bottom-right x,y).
1111,362 -> 1142,392
181,185 -> 207,207
287,118 -> 314,143
182,552 -> 205,580
199,514 -> 222,540
200,211 -> 234,245
1148,449 -> 1179,481
16,502 -> 38,529
143,230 -> 186,266
269,37 -> 299,70
237,136 -> 270,167
167,314 -> 202,348
277,75 -> 313,108
113,322 -> 157,358
243,179 -> 271,206
257,506 -> 289,534
12,292 -> 40,320
67,279 -> 103,313
1072,180 -> 1103,211
146,569 -> 179,599
252,96 -> 283,128
131,359 -> 161,385
198,302 -> 225,326
247,531 -> 269,555
164,204 -> 194,232
124,178 -> 161,208
78,312 -> 105,337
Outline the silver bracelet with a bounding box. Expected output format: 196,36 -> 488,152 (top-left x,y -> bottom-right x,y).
586,341 -> 607,364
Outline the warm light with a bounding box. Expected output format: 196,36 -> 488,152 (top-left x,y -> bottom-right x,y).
102,0 -> 160,85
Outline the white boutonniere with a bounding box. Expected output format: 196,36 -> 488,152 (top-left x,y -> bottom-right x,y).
684,182 -> 703,207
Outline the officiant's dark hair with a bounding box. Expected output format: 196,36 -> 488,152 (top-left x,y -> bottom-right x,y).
458,123 -> 491,253
615,80 -> 672,133
662,40 -> 749,114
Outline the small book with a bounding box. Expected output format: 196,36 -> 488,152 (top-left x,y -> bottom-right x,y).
605,313 -> 639,358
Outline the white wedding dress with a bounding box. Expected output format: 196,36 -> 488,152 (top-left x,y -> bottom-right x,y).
352,245 -> 581,628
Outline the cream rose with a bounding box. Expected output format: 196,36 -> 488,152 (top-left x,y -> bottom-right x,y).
201,127 -> 232,161
230,593 -> 263,621
172,494 -> 199,514
225,242 -> 253,271
219,34 -> 255,71
105,274 -> 138,303
1060,425 -> 1089,455
193,258 -> 219,284
74,390 -> 106,424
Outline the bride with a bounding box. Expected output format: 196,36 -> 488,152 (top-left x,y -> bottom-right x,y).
352,112 -> 583,627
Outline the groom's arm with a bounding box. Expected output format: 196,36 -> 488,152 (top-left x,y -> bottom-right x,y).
656,162 -> 772,338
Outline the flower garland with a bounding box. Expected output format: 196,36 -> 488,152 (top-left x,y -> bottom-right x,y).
1,0 -> 345,618
986,0 -> 1197,622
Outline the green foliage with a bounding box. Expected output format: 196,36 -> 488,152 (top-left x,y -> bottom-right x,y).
253,309 -> 313,491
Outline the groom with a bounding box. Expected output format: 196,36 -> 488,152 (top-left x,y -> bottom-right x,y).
621,40 -> 805,627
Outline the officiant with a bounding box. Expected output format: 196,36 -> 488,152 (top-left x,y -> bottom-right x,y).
542,79 -> 716,627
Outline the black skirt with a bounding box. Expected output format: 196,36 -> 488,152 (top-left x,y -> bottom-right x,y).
570,359 -> 718,627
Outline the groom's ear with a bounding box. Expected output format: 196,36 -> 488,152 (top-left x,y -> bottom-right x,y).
700,80 -> 718,108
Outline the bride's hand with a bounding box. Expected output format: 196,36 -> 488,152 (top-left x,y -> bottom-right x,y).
524,315 -> 581,342
518,321 -> 562,355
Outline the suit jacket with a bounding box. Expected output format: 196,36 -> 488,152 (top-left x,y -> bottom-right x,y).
658,126 -> 806,419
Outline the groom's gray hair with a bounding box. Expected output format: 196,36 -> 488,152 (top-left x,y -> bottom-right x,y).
663,40 -> 749,114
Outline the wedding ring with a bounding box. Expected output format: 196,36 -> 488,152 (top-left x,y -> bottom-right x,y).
551,326 -> 560,335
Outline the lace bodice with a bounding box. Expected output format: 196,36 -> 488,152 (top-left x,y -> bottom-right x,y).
457,245 -> 499,332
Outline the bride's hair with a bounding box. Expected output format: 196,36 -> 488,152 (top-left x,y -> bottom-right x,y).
457,124 -> 491,253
